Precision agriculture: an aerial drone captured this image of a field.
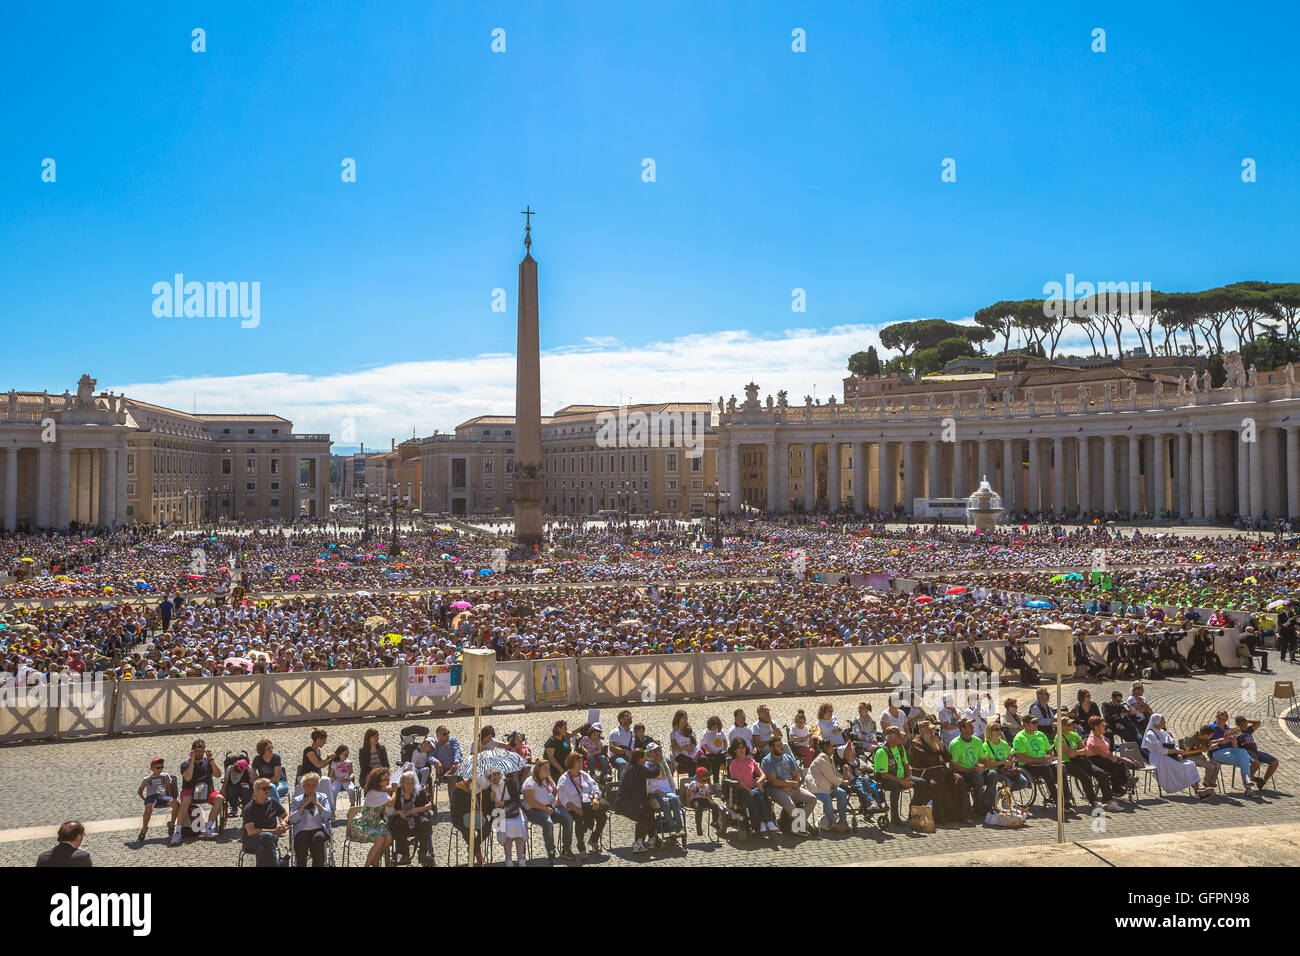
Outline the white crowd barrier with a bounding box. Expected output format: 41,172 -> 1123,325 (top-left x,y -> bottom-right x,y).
1,630 -> 1259,744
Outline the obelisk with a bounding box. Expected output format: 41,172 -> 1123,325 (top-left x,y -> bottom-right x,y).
513,207 -> 545,550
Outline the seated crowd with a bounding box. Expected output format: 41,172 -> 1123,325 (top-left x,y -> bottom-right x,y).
139,682 -> 1283,866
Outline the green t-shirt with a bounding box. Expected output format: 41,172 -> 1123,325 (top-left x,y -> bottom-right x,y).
1012,729 -> 1050,759
1060,730 -> 1083,763
948,735 -> 985,770
872,744 -> 909,776
982,739 -> 1011,763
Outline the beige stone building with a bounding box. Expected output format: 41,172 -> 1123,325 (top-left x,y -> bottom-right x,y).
418,403 -> 717,518
358,439 -> 422,508
718,362 -> 1300,521
0,374 -> 331,529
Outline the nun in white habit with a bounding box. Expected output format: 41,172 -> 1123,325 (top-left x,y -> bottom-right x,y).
1141,713 -> 1210,797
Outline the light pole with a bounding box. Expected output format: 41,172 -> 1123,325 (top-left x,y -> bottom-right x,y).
706,478 -> 729,548
388,482 -> 401,557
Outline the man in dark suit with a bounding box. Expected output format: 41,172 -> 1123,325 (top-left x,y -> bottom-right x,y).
959,635 -> 992,678
36,821 -> 92,867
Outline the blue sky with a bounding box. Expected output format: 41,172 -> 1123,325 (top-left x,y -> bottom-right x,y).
3,2 -> 1297,444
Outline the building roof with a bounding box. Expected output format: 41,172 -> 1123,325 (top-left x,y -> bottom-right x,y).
193,414 -> 292,423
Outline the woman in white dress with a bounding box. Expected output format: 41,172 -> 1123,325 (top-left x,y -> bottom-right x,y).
488,770 -> 529,866
1141,714 -> 1213,798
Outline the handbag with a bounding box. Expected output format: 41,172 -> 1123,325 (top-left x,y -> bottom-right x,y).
908,802 -> 936,833
985,784 -> 1026,827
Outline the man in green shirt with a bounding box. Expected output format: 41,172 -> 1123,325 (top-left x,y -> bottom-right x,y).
948,717 -> 990,813
872,726 -> 923,827
1012,721 -> 1061,807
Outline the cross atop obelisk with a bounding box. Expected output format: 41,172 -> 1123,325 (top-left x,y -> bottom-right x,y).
521,205 -> 535,253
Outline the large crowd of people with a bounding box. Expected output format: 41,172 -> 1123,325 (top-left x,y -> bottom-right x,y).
3,516 -> 1298,682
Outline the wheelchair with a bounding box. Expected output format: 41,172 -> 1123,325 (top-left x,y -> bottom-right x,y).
838,768 -> 890,832
718,776 -> 775,840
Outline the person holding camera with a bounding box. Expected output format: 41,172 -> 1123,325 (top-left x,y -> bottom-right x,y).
170,738 -> 225,845
1156,631 -> 1192,677
1187,628 -> 1225,673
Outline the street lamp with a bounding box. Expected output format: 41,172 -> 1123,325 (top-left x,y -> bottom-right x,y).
388,482 -> 401,557
706,478 -> 729,548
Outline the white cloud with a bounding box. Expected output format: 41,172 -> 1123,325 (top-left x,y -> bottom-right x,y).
116,320 -> 1109,448
116,325 -> 891,447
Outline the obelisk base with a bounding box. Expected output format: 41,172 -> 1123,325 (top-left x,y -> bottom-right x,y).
513,475 -> 545,551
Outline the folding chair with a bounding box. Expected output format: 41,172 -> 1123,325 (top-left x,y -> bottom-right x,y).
237,830 -> 287,867
1265,680 -> 1296,717
1114,742 -> 1160,797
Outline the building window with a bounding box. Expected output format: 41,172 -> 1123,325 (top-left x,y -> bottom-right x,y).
667,498 -> 677,509
246,482 -> 256,492
270,498 -> 279,508
245,458 -> 256,475
691,457 -> 702,472
270,459 -> 280,474
270,482 -> 280,491
666,453 -> 678,473
127,454 -> 135,474
484,458 -> 493,475
666,479 -> 678,490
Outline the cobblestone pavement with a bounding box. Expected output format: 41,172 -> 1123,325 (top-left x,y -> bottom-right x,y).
3,661 -> 1297,867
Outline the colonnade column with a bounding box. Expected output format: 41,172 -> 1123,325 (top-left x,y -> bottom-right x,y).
1077,437 -> 1092,515
1202,430 -> 1218,520
1249,430 -> 1264,519
1189,432 -> 1203,519
765,440 -> 778,512
776,441 -> 789,512
803,443 -> 816,512
1052,437 -> 1066,518
852,441 -> 866,515
1128,436 -> 1141,518
2,448 -> 17,531
1288,428 -> 1300,519
1002,440 -> 1016,510
1102,437 -> 1116,514
1026,438 -> 1040,513
976,440 -> 990,488
928,440 -> 941,499
901,441 -> 917,513
1237,434 -> 1250,517
37,445 -> 51,528
827,441 -> 841,513
1153,434 -> 1166,518
1177,432 -> 1190,518
953,442 -> 969,498
878,442 -> 899,512
55,447 -> 71,529
727,441 -> 741,514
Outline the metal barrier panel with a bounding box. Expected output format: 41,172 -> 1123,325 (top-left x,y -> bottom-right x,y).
116,674 -> 263,734
699,649 -> 808,698
263,669 -> 401,724
578,654 -> 697,706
